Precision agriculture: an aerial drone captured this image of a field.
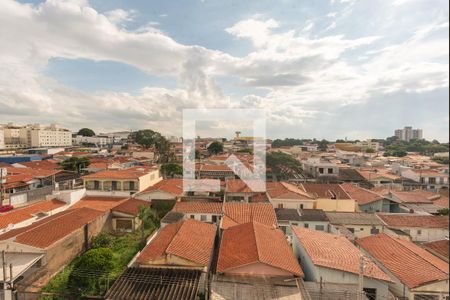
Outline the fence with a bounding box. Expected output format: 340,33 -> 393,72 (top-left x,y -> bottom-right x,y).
9,186 -> 54,206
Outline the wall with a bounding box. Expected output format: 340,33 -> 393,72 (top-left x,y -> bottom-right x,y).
221,262 -> 294,277
315,198 -> 356,212
394,227 -> 449,242
138,170 -> 162,192
269,198 -> 315,210
185,213 -> 221,224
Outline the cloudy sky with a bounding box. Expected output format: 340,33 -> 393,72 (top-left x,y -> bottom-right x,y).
0,0 -> 448,141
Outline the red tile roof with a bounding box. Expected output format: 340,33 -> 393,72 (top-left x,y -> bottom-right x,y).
71,196 -> 129,212
136,219 -> 216,266
433,196 -> 449,209
0,199 -> 66,229
0,207 -> 105,249
377,214 -> 449,229
18,160 -> 61,170
266,182 -> 312,200
225,179 -> 255,193
222,203 -> 277,229
172,202 -> 222,214
292,226 -> 391,282
423,240 -> 449,260
390,190 -> 439,203
357,233 -> 448,288
217,221 -> 303,277
82,166 -> 154,180
301,183 -> 351,199
340,183 -> 384,205
111,198 -> 150,216
139,179 -> 183,196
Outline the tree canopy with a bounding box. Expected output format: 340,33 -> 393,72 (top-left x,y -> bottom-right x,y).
129,129 -> 173,163
266,152 -> 303,180
77,128 -> 96,137
60,157 -> 90,173
381,137 -> 449,157
160,163 -> 183,178
207,141 -> 224,155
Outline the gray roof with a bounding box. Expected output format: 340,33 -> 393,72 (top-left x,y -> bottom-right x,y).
299,209 -> 329,222
275,208 -> 301,221
160,211 -> 185,224
325,212 -> 383,226
400,203 -> 442,214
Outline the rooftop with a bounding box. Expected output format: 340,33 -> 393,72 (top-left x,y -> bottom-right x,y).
222,203 -> 277,229
292,227 -> 391,282
172,201 -> 222,214
82,166 -> 155,180
266,182 -> 312,200
111,198 -> 150,216
377,214 -> 449,229
340,183 -> 384,205
139,178 -> 183,196
301,183 -> 351,199
275,208 -> 301,222
422,240 -> 449,260
71,196 -> 129,212
217,221 -> 303,277
357,233 -> 448,288
325,212 -> 383,226
136,219 -> 216,267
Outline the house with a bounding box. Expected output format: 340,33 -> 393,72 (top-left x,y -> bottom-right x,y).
401,168 -> 449,192
0,207 -> 107,290
302,157 -> 339,179
276,208 -> 330,237
0,198 -> 67,233
196,163 -> 236,180
82,166 -> 161,197
301,183 -> 356,212
291,227 -> 391,300
134,219 -> 216,272
134,178 -> 183,202
422,240 -> 449,262
377,214 -> 449,242
357,233 -> 449,300
221,202 -> 277,229
110,198 -> 150,232
337,167 -> 367,184
357,169 -> 401,187
216,221 -> 302,277
224,179 -> 262,202
340,183 -> 401,213
326,212 -> 385,240
266,181 -> 314,210
171,201 -> 222,224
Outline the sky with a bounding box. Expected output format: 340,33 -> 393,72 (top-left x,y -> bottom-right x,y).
0,0 -> 448,141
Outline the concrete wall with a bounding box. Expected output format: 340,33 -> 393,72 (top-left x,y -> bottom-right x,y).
269,198 -> 315,210
185,213 -> 221,224
392,227 -> 449,242
315,198 -> 356,212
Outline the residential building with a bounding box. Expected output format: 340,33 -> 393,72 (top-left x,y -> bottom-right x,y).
0,128 -> 4,149
422,240 -> 449,262
383,189 -> 444,214
73,135 -> 112,147
266,181 -> 315,209
134,219 -> 216,271
135,178 -> 183,202
225,179 -> 261,202
110,198 -> 150,232
302,157 -> 339,179
301,183 -> 356,212
394,126 -> 423,142
291,227 -> 392,300
340,183 -> 401,213
171,201 -> 222,224
326,212 -> 385,240
401,168 -> 449,192
377,214 -> 449,242
82,166 -> 161,197
356,139 -> 381,151
1,123 -> 72,148
357,233 -> 448,300
276,208 -> 330,236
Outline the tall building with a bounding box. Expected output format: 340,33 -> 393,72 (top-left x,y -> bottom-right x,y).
394,126 -> 423,142
0,123 -> 72,149
0,128 -> 4,150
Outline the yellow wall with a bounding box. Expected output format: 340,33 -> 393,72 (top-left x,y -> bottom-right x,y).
315,198 -> 356,212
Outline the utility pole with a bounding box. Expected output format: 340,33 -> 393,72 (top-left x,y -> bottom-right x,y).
358,255 -> 365,300
0,167 -> 4,206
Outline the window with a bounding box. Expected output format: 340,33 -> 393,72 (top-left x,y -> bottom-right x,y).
429,177 -> 436,184
299,204 -> 304,209
348,227 -> 355,233
420,177 -> 425,183
315,225 -> 325,231
417,229 -> 422,235
200,215 -> 207,221
129,181 -> 135,190
360,228 -> 364,231
116,219 -> 133,232
292,222 -> 298,226
414,295 -> 438,300
328,168 -> 333,174
212,215 -> 217,223
370,227 -> 379,234
278,203 -> 284,209
319,168 -> 324,174
190,215 -> 195,219
112,181 -> 118,190
363,288 -> 377,300
94,181 -> 100,190
304,223 -> 309,228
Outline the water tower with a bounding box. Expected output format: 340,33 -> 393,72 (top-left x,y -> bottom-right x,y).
235,131 -> 241,139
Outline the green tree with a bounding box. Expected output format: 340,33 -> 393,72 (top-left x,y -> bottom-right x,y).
67,248 -> 114,295
266,152 -> 303,180
129,129 -> 173,163
77,128 -> 96,137
60,157 -> 90,173
437,208 -> 449,216
317,139 -> 329,151
137,205 -> 159,244
160,163 -> 183,178
207,141 -> 224,155
365,148 -> 376,153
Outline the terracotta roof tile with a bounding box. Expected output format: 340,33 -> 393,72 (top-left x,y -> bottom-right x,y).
266,182 -> 312,200
225,179 -> 255,193
377,214 -> 449,229
217,221 -> 303,276
301,183 -> 351,199
357,233 -> 448,288
292,226 -> 391,282
433,196 -> 449,209
82,166 -> 154,180
0,199 -> 66,229
18,160 -> 61,170
340,183 -> 384,205
390,190 -> 439,203
71,196 -> 129,212
136,219 -> 216,266
222,203 -> 277,229
423,240 -> 449,260
172,202 -> 222,214
139,179 -> 183,196
1,207 -> 105,249
111,198 -> 150,216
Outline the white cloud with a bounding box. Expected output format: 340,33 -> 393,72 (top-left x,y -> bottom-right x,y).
104,9 -> 136,25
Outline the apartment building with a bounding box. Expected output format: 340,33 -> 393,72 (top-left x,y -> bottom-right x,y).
394,126 -> 423,142
0,129 -> 4,150
0,123 -> 72,149
356,139 -> 381,151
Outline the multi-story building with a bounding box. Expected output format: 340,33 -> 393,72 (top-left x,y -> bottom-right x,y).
73,135 -> 112,147
356,139 -> 381,151
0,128 -> 4,150
0,123 -> 72,148
394,126 -> 423,142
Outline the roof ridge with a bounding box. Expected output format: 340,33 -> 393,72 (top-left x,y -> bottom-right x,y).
251,221 -> 262,264
165,220 -> 187,256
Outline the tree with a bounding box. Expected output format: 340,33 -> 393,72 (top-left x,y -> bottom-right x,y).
207,141 -> 224,155
60,157 -> 90,173
129,129 -> 173,163
77,128 -> 96,137
266,152 -> 303,180
160,163 -> 183,178
437,208 -> 449,216
137,205 -> 159,244
317,139 -> 329,151
67,248 -> 114,295
365,148 -> 376,153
